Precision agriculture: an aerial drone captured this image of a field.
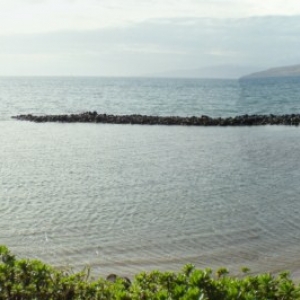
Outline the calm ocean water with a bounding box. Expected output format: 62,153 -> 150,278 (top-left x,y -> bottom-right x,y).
1,76 -> 300,278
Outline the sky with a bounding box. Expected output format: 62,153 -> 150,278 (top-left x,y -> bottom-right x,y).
1,0 -> 300,77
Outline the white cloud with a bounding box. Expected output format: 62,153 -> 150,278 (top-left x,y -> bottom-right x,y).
117,43 -> 187,55
1,15 -> 300,76
1,0 -> 300,35
207,50 -> 240,57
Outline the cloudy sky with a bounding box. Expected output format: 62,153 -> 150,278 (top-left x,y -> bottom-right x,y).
1,0 -> 300,77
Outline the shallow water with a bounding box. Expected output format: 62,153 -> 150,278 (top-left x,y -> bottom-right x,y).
1,118 -> 300,277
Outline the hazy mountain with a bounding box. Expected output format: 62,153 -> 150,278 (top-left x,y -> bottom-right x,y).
240,64 -> 300,79
145,65 -> 259,79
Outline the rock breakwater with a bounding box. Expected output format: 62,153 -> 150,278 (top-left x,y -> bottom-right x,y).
11,111 -> 300,126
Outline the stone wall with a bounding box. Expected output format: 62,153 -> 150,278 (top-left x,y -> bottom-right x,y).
11,111 -> 300,126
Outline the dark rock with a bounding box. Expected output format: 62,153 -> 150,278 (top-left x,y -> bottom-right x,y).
106,274 -> 131,288
106,274 -> 117,282
11,112 -> 300,126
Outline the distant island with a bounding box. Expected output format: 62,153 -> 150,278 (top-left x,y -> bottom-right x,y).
240,64 -> 300,79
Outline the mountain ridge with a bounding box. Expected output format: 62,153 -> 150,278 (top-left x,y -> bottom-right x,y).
240,64 -> 300,79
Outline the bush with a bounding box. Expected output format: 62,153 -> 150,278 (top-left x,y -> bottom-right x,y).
1,245 -> 300,299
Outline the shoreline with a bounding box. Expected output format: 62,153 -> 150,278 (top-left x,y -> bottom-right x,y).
11,111 -> 300,126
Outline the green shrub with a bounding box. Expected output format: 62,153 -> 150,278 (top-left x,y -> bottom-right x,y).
1,245 -> 300,299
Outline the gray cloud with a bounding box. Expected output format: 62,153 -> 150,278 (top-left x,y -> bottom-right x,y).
1,15 -> 300,76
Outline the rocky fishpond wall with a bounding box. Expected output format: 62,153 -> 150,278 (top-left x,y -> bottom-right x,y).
11,112 -> 300,126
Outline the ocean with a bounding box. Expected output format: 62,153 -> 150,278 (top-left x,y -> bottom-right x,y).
1,76 -> 300,278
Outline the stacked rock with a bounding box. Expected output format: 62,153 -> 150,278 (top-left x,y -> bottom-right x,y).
11,111 -> 300,126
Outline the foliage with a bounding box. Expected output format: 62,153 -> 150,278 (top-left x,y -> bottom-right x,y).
1,246 -> 300,299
